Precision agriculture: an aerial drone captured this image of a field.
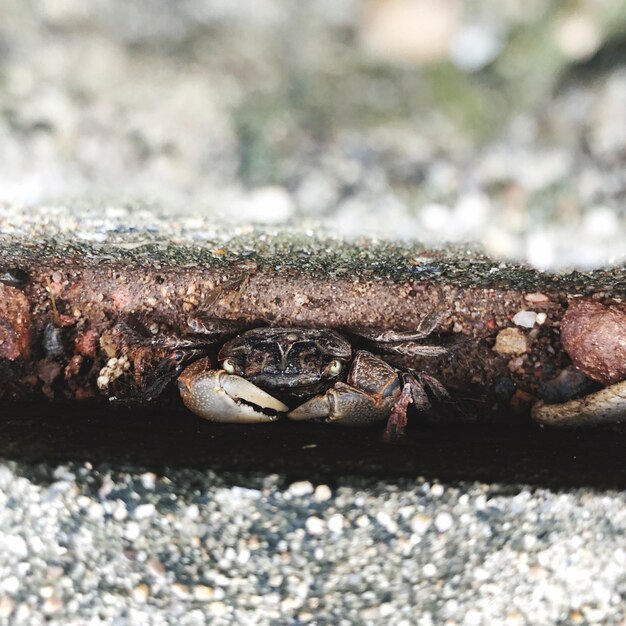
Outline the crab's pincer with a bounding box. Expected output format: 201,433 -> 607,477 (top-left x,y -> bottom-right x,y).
177,358 -> 287,423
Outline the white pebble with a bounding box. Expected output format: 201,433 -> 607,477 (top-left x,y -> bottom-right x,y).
464,607 -> 483,626
513,310 -> 537,328
430,483 -> 444,497
1,576 -> 20,594
305,516 -> 326,535
140,473 -> 156,490
193,585 -> 214,601
113,502 -> 127,521
134,503 -> 155,520
131,584 -> 149,603
327,514 -> 344,534
411,514 -> 432,535
0,596 -> 15,618
5,535 -> 28,558
313,484 -> 332,502
124,522 -> 141,541
536,312 -> 547,325
288,481 -> 314,497
423,563 -> 437,577
208,601 -> 228,616
435,512 -> 454,533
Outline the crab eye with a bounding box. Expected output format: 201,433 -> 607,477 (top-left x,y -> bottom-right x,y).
222,358 -> 238,374
327,359 -> 343,377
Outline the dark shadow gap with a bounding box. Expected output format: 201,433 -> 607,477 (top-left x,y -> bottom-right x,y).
1,403 -> 625,490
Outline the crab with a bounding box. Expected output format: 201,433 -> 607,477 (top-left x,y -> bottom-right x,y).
131,312 -> 452,440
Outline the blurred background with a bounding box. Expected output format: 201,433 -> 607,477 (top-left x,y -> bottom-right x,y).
0,0 -> 625,269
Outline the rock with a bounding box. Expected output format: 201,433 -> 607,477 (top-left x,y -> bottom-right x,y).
512,310 -> 537,328
0,284 -> 31,361
561,300 -> 626,385
493,328 -> 528,355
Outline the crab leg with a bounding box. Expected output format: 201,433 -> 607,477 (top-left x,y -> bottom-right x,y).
288,351 -> 403,426
177,358 -> 288,423
287,381 -> 400,426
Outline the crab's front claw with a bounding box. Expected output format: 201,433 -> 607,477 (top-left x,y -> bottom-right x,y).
177,358 -> 288,423
288,382 -> 396,427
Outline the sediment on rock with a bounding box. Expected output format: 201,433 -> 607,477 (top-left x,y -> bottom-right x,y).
0,236 -> 624,422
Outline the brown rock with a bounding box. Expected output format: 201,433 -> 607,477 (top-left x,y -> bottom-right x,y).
493,328 -> 528,355
0,283 -> 31,360
561,300 -> 626,386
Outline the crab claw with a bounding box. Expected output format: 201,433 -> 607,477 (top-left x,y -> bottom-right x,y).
288,382 -> 395,426
177,358 -> 288,423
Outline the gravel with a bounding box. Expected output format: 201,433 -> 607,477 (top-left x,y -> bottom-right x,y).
1,462 -> 626,625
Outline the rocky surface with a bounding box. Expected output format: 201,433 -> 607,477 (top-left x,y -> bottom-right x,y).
1,0 -> 625,268
2,461 -> 626,626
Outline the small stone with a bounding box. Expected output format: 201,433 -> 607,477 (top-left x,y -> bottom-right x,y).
493,328 -> 528,355
288,481 -> 314,497
434,512 -> 453,532
505,612 -> 526,626
147,558 -> 165,577
513,310 -> 537,328
193,585 -> 214,601
422,563 -> 437,577
465,608 -> 482,626
124,522 -> 141,541
134,503 -> 155,520
140,473 -> 156,490
113,502 -> 128,521
430,483 -> 444,497
172,583 -> 189,599
305,516 -> 326,535
525,292 -> 550,303
411,513 -> 431,535
536,312 -> 547,325
313,484 -> 332,502
208,601 -> 228,616
42,597 -> 63,615
1,577 -> 20,594
6,535 -> 28,558
131,584 -> 149,603
327,514 -> 344,533
0,596 -> 15,618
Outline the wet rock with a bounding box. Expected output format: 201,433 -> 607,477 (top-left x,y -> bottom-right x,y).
0,284 -> 31,361
561,300 -> 626,385
537,366 -> 598,404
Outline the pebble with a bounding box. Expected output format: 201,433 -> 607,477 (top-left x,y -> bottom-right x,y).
314,484 -> 332,502
493,328 -> 528,355
193,585 -> 214,601
0,596 -> 15,618
434,512 -> 454,533
288,481 -> 314,497
131,584 -> 149,603
327,514 -> 344,534
305,516 -> 326,535
124,522 -> 141,541
134,503 -> 156,520
5,535 -> 28,559
1,577 -> 20,594
513,310 -> 537,328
